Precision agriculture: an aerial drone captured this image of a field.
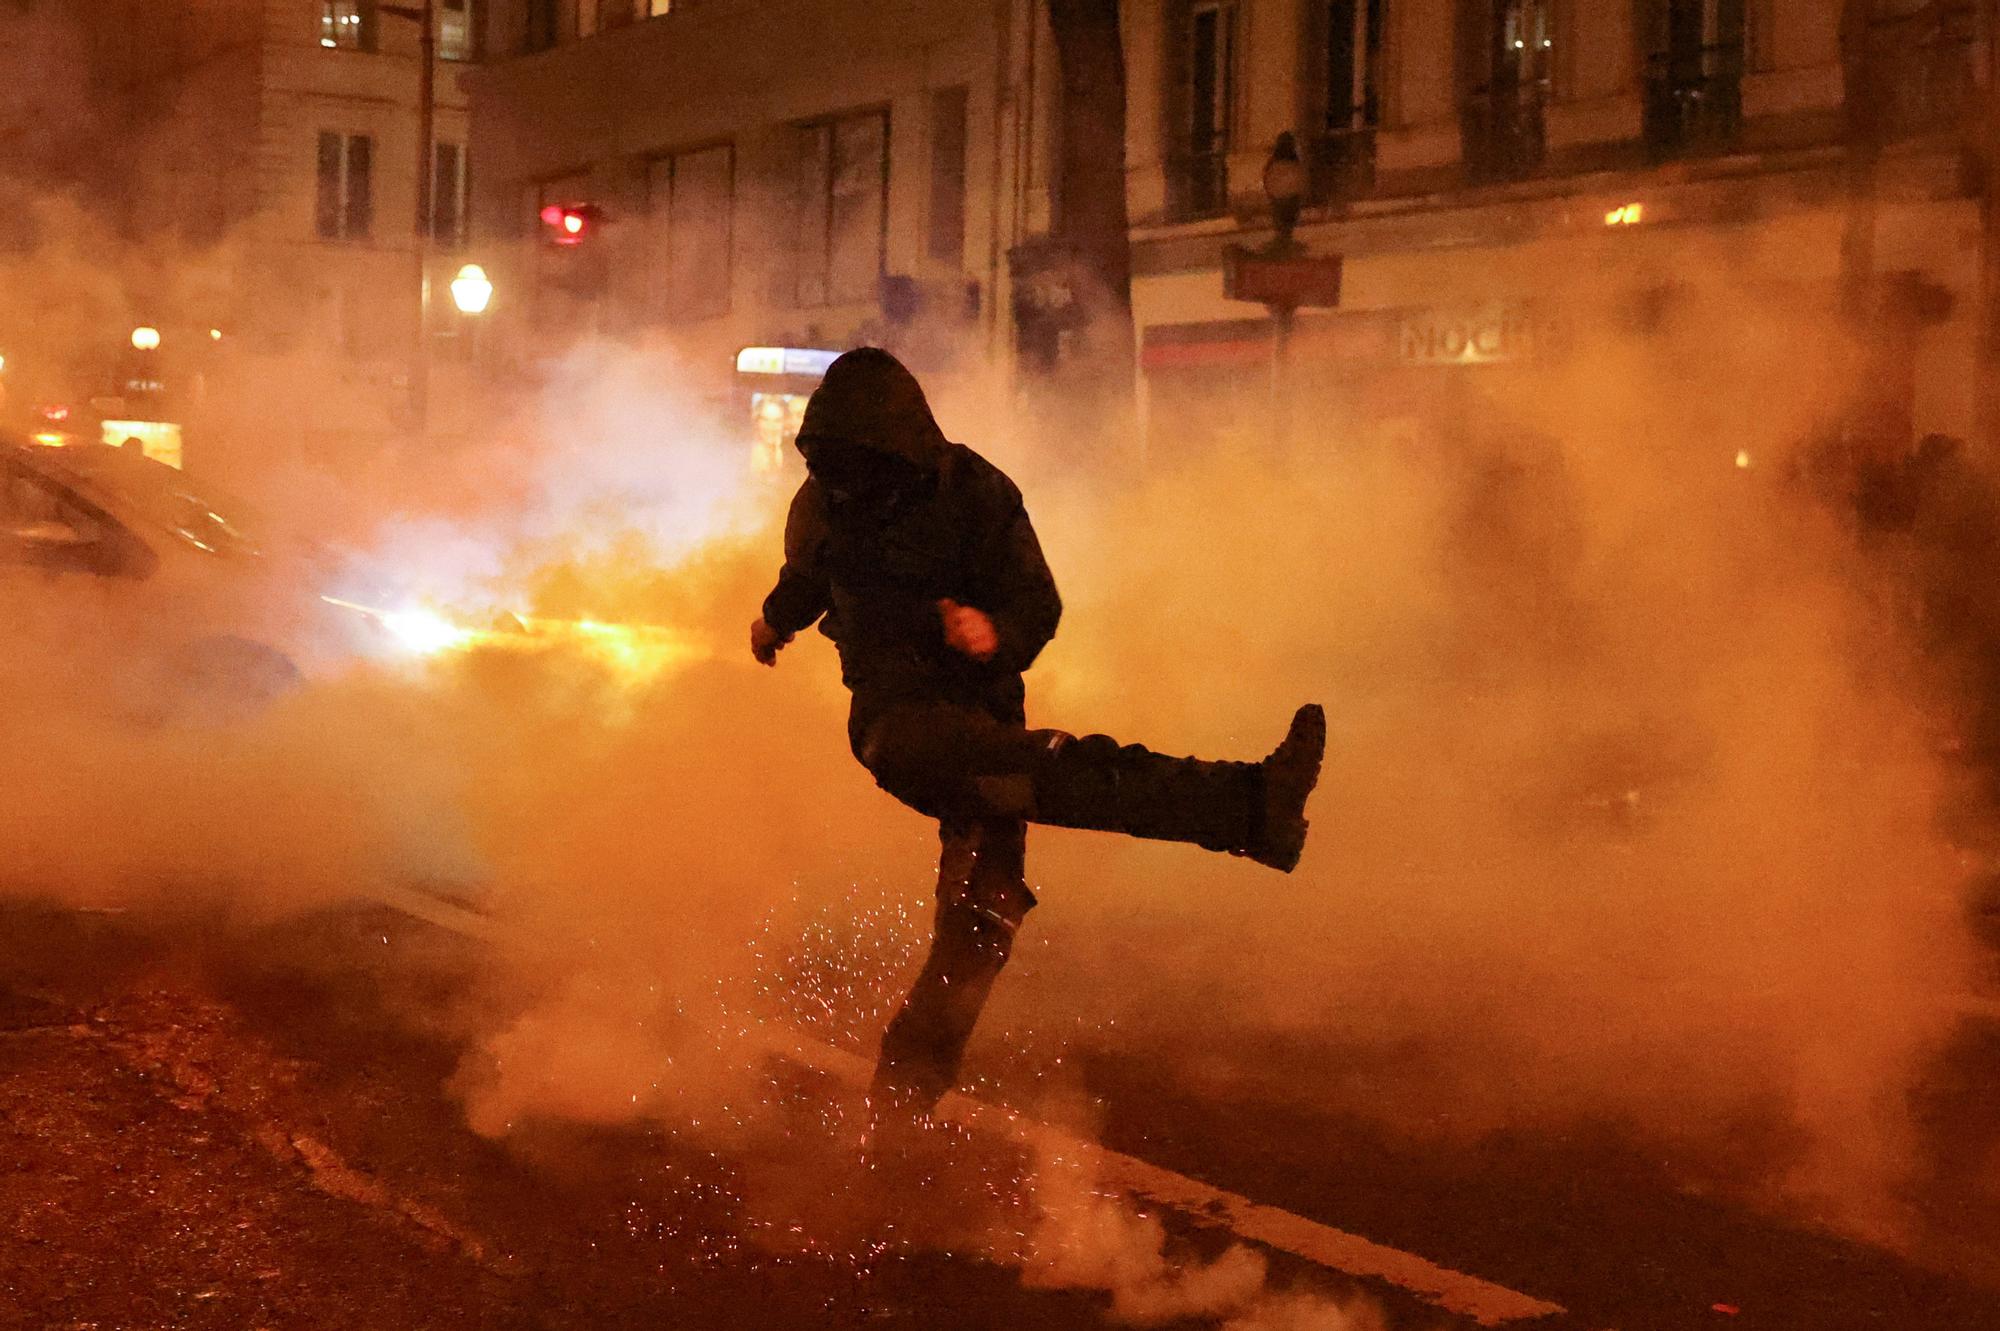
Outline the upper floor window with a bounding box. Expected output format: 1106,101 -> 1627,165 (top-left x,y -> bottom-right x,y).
1851,1 -> 1977,141
1315,0 -> 1385,200
1168,0 -> 1238,220
1461,0 -> 1551,182
432,142 -> 468,248
794,110 -> 887,307
525,0 -> 558,51
321,0 -> 376,50
1643,0 -> 1746,159
315,132 -> 373,240
439,0 -> 472,60
648,144 -> 733,320
928,86 -> 970,269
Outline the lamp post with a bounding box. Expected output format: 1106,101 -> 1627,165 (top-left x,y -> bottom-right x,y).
1261,133 -> 1307,441
380,0 -> 436,436
1223,133 -> 1340,450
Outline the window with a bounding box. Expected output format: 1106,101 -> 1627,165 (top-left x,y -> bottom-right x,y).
1462,0 -> 1551,181
432,142 -> 468,247
0,465 -> 149,578
439,0 -> 471,60
320,0 -> 375,50
1854,1 -> 1977,140
1641,1 -> 1745,158
648,144 -> 733,320
795,111 -> 888,307
525,0 -> 558,51
928,86 -> 969,269
1316,0 -> 1384,198
315,132 -> 373,240
1172,0 -> 1236,219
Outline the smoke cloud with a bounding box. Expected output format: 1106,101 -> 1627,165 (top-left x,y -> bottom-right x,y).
2,20 -> 1992,1297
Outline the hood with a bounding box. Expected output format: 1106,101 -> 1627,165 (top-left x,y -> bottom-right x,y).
794,347 -> 948,472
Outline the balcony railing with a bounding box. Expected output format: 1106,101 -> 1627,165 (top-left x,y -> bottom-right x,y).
1462,81 -> 1547,183
1851,3 -> 1977,141
1643,43 -> 1745,160
1312,103 -> 1377,202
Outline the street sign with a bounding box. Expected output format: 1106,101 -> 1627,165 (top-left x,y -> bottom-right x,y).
1223,247 -> 1344,309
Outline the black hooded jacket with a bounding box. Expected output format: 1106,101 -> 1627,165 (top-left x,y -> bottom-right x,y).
760,349 -> 1062,709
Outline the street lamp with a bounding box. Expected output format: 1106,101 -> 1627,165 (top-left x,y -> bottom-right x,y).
1261,131 -> 1308,258
450,263 -> 493,315
379,0 -> 436,435
1222,134 -> 1341,449
131,326 -> 162,351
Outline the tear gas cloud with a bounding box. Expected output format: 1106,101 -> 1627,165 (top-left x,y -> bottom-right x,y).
0,43 -> 1989,1295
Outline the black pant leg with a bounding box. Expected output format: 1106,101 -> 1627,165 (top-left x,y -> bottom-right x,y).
871,814 -> 1031,1117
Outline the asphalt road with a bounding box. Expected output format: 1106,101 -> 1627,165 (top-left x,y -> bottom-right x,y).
4,900 -> 1998,1331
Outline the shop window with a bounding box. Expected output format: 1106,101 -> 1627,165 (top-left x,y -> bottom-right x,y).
1461,0 -> 1550,182
320,0 -> 376,51
1315,0 -> 1384,200
1642,0 -> 1745,159
315,131 -> 373,240
794,110 -> 888,307
648,144 -> 733,320
1169,0 -> 1237,220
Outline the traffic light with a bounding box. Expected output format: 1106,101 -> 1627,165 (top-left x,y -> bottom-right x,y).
539,203 -> 604,247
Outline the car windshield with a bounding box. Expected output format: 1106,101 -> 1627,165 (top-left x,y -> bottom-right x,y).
24,446 -> 263,559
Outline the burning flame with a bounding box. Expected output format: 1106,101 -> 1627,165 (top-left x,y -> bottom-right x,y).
324,596 -> 697,685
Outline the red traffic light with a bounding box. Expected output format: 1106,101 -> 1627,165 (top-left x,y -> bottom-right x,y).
539,202 -> 602,246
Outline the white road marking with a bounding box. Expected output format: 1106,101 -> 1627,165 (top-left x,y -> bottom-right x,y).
765,1029 -> 1566,1327
365,886 -> 1570,1324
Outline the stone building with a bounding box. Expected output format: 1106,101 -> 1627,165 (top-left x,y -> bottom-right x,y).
1120,0 -> 1993,469
2,0 -> 481,452
466,0 -> 1043,463
464,1 -> 1993,472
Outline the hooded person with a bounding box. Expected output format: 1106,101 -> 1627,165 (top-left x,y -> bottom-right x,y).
752,347 -> 1325,1120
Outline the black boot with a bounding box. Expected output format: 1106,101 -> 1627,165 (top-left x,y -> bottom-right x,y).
870,820 -> 1032,1124
870,901 -> 1014,1120
1243,704 -> 1325,872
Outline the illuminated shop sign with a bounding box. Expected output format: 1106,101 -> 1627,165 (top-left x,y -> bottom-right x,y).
1397,304 -> 1567,366
735,346 -> 840,378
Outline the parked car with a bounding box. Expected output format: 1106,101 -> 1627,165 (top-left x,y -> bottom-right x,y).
0,433 -> 371,718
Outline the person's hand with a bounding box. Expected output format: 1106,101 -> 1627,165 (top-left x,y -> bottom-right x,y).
751,617 -> 789,667
938,599 -> 999,662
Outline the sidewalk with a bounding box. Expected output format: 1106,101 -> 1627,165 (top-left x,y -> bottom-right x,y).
0,909 -> 1136,1331
0,987 -> 526,1331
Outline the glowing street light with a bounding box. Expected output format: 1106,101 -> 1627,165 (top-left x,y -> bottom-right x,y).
450,263 -> 494,315
131,326 -> 161,351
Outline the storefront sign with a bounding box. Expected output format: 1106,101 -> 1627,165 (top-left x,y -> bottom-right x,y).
1397,304 -> 1562,366
1223,248 -> 1345,309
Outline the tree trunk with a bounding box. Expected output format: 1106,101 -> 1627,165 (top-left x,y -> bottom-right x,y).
1044,0 -> 1137,427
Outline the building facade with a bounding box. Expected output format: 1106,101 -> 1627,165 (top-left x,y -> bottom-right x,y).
3,0 -> 482,452
466,0 -> 1054,460
464,1 -> 1993,472
1120,0 -> 1994,469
